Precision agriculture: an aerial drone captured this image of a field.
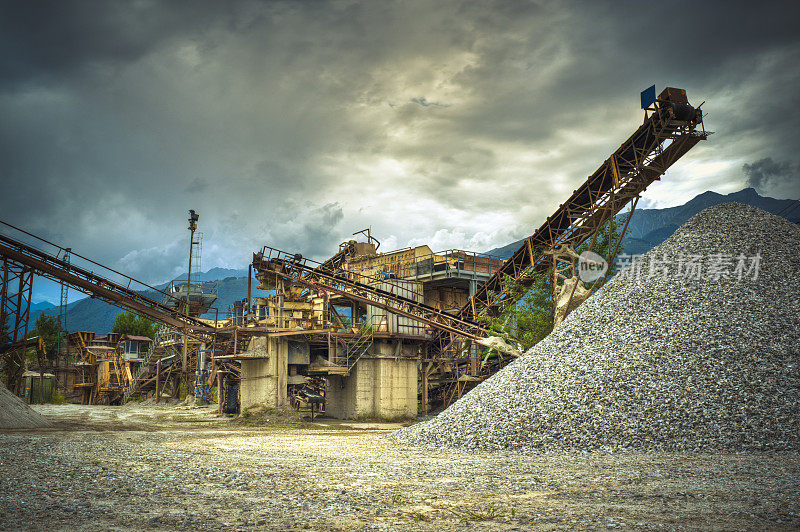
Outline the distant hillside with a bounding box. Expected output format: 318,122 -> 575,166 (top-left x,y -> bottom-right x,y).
20,301 -> 58,331
167,267 -> 250,283
487,188 -> 799,259
30,301 -> 56,313
621,188 -> 798,255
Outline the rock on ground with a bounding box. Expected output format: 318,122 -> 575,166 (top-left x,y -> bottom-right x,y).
2,407 -> 799,530
395,203 -> 800,452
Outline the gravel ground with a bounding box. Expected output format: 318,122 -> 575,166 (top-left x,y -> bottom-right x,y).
396,204 -> 800,452
0,404 -> 799,530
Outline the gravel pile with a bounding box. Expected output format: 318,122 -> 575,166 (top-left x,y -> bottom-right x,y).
395,203 -> 800,452
0,382 -> 53,429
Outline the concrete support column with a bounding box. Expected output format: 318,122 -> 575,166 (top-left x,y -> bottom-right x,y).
239,337 -> 289,409
326,357 -> 417,420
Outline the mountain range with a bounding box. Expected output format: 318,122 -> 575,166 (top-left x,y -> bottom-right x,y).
486,188 -> 799,258
169,267 -> 250,282
27,188 -> 798,334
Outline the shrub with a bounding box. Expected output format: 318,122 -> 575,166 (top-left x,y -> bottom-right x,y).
49,391 -> 67,404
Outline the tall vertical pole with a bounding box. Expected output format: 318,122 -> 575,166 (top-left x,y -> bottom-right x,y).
0,259 -> 9,338
551,253 -> 558,319
0,260 -> 9,382
277,278 -> 285,329
6,266 -> 33,395
184,210 -> 199,398
58,248 -> 71,359
247,263 -> 252,322
421,348 -> 429,415
217,370 -> 223,414
155,359 -> 161,404
195,342 -> 206,403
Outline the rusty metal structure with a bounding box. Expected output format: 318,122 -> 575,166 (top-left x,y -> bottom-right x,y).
0,259 -> 34,394
69,332 -> 152,404
0,220 -> 219,403
422,87 -> 709,400
253,247 -> 494,342
1,86 -> 708,416
0,228 -> 214,334
251,86 -> 709,409
460,87 -> 707,323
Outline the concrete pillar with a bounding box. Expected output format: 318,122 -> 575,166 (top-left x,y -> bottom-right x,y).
326,356 -> 417,420
239,337 -> 289,409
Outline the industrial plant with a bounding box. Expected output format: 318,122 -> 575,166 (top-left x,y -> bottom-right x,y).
1,3 -> 798,527
3,88 -> 707,421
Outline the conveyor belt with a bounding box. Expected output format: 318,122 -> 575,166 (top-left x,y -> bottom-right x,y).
254,89 -> 708,358
456,89 -> 707,325
0,228 -> 214,334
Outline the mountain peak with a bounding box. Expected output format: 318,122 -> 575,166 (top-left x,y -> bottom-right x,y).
170,266 -> 250,283
30,300 -> 57,312
728,187 -> 760,198
695,190 -> 724,198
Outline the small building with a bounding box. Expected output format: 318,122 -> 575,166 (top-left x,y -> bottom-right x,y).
120,335 -> 153,362
22,371 -> 56,404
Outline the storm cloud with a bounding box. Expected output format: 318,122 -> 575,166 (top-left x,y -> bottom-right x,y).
1,0 -> 799,300
743,157 -> 798,192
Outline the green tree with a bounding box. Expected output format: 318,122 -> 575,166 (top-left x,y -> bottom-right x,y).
479,217 -> 629,353
28,313 -> 64,361
478,273 -> 553,352
112,311 -> 158,340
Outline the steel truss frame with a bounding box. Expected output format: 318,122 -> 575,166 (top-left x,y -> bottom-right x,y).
458,101 -> 708,327
0,229 -> 214,335
1,258 -> 34,393
252,247 -> 491,341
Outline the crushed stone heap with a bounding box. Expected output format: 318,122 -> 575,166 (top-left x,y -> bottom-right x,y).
395,203 -> 800,452
0,382 -> 53,430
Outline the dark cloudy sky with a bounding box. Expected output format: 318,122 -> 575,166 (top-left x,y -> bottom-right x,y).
1,1 -> 798,302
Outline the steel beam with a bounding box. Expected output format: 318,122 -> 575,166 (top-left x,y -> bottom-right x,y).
0,237 -> 213,335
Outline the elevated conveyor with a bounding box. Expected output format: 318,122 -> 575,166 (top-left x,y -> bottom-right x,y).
457,87 -> 707,327
255,87 -> 708,354
0,222 -> 215,336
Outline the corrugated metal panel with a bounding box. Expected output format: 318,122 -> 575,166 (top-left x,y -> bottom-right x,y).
367,280 -> 426,336
370,280 -> 424,302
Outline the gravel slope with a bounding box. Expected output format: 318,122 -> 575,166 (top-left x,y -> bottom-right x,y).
395,203 -> 800,452
0,382 -> 53,429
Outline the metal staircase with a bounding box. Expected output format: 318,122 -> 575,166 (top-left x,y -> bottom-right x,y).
336,323 -> 374,374
122,326 -> 168,402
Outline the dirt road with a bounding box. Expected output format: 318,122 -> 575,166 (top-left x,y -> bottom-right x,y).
0,404 -> 798,530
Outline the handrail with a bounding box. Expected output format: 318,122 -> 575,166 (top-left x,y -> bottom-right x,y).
0,229 -> 214,334
0,219 -> 182,304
